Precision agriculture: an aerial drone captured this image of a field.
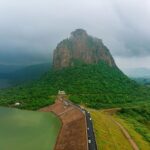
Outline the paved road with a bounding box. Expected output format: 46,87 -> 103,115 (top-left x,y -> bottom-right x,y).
63,99 -> 97,150
84,110 -> 98,150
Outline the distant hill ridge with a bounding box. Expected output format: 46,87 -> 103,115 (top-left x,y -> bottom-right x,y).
53,29 -> 116,69
0,63 -> 50,89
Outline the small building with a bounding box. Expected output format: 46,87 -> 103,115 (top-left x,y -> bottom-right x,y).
58,90 -> 66,95
14,102 -> 20,106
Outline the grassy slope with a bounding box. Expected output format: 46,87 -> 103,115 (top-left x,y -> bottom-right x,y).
115,117 -> 150,150
90,109 -> 150,150
0,62 -> 150,110
90,109 -> 132,150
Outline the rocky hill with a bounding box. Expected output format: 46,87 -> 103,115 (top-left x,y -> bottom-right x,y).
53,29 -> 116,69
0,29 -> 150,110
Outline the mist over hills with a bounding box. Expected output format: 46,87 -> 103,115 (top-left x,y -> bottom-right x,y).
0,63 -> 50,89
0,29 -> 149,110
0,64 -> 24,74
124,68 -> 150,78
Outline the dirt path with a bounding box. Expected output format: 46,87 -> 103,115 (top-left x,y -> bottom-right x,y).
103,109 -> 139,150
111,118 -> 139,150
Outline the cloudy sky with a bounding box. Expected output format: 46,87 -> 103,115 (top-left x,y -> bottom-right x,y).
0,0 -> 150,70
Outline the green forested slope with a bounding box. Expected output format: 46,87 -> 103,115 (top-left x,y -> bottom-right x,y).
0,62 -> 150,110
119,104 -> 150,142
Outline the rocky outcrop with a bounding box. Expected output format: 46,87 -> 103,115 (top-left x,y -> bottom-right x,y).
53,29 -> 116,69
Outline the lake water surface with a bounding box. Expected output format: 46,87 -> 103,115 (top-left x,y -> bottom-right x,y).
0,107 -> 61,150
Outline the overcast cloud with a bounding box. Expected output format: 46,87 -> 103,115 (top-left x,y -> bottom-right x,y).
0,0 -> 150,69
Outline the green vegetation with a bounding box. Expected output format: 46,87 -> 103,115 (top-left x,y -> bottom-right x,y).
90,109 -> 150,150
0,62 -> 149,149
115,115 -> 150,150
0,62 -> 150,110
0,107 -> 61,150
90,109 -> 133,150
118,104 -> 150,143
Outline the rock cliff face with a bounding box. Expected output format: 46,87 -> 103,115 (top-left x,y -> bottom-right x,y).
53,29 -> 116,69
